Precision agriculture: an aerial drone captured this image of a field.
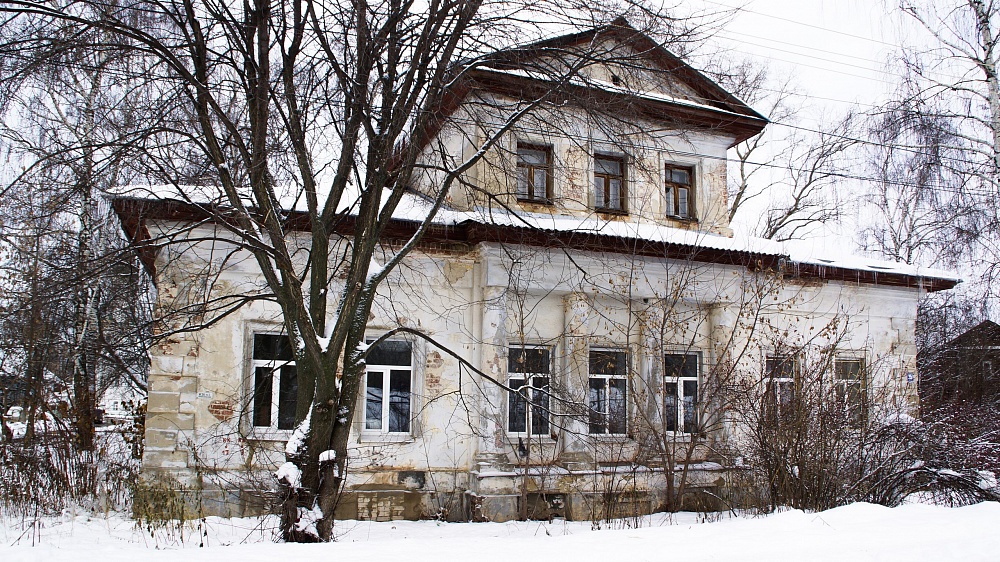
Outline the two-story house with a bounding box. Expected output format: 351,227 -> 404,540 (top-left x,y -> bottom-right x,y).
112,20 -> 958,521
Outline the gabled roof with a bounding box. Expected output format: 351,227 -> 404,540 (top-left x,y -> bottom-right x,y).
948,320 -> 1000,349
457,17 -> 767,146
483,17 -> 764,120
110,191 -> 960,293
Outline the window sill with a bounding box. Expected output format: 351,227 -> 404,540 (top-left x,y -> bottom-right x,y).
588,433 -> 631,443
595,207 -> 629,217
506,433 -> 558,444
244,427 -> 294,442
359,432 -> 415,444
666,214 -> 697,222
517,197 -> 554,206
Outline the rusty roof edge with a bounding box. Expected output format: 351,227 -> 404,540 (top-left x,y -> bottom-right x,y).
109,194 -> 959,293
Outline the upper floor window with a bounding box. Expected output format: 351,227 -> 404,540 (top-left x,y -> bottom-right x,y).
516,144 -> 552,202
665,164 -> 693,219
588,349 -> 628,435
251,333 -> 297,430
364,339 -> 414,434
508,346 -> 551,436
594,155 -> 626,213
664,353 -> 699,433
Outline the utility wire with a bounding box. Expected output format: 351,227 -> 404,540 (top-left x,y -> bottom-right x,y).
701,0 -> 904,49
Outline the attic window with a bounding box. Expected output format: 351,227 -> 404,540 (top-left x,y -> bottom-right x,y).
610,74 -> 622,86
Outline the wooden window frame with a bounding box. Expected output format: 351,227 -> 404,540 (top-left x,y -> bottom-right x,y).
665,163 -> 695,220
594,154 -> 627,214
516,143 -> 553,203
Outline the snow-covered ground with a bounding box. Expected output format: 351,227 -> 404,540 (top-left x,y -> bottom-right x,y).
2,502 -> 998,561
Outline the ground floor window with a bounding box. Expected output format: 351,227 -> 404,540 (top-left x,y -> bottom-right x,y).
364,339 -> 414,433
588,349 -> 628,435
664,353 -> 699,433
508,346 -> 550,436
251,333 -> 297,430
764,355 -> 797,417
835,358 -> 866,425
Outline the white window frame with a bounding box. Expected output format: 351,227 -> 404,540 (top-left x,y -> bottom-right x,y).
363,338 -> 415,436
764,354 -> 798,415
834,356 -> 866,425
507,345 -> 552,437
588,348 -> 629,436
663,352 -> 700,434
248,332 -> 298,433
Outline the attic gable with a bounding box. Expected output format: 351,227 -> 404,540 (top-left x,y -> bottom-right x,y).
468,17 -> 766,144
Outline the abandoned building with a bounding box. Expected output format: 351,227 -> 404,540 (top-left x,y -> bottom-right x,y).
112,21 -> 959,521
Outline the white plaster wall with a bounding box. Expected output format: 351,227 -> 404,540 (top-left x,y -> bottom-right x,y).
139,221 -> 923,513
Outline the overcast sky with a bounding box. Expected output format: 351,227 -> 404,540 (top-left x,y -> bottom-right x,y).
678,0 -> 926,258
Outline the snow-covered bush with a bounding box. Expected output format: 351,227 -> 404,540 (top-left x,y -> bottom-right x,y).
0,422 -> 142,517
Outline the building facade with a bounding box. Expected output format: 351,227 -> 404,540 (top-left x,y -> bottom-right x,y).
114,22 -> 958,521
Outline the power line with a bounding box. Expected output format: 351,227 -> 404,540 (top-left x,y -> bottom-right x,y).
4,41 -> 997,197
701,0 -> 903,49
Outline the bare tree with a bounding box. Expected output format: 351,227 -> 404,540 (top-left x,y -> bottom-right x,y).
714,60 -> 857,242
0,0 -> 727,539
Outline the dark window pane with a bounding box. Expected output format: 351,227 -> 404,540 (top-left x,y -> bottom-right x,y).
252,366 -> 273,427
664,382 -> 678,432
277,365 -> 298,430
596,158 -> 621,175
766,356 -> 796,379
836,360 -> 863,381
533,169 -> 547,198
683,380 -> 698,433
594,177 -> 606,207
609,379 -> 627,434
508,378 -> 527,433
389,370 -> 411,433
509,347 -> 550,374
609,179 -> 622,209
531,377 -> 549,436
518,147 -> 547,165
671,168 -> 690,185
253,334 -> 293,361
366,371 -> 383,430
778,381 -> 794,410
590,350 -> 627,376
664,354 -> 698,379
367,340 -> 412,366
517,167 -> 529,197
589,378 -> 607,434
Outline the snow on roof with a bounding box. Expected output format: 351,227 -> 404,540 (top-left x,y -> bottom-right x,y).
389,193 -> 959,283
110,187 -> 960,284
785,248 -> 961,283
